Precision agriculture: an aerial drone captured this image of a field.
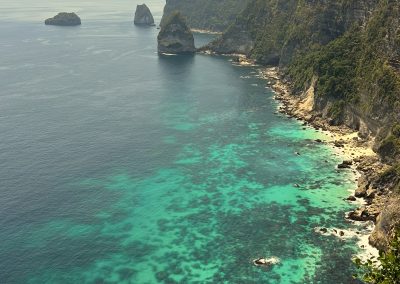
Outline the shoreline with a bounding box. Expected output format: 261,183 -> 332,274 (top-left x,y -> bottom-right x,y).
260,66 -> 383,260
191,28 -> 223,35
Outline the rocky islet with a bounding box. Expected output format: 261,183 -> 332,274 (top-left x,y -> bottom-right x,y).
157,12 -> 195,54
134,4 -> 155,26
45,12 -> 81,26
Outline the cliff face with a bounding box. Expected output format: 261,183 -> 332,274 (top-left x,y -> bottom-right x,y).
286,1 -> 400,157
208,0 -> 377,64
157,12 -> 195,54
210,0 -> 400,157
160,0 -> 250,32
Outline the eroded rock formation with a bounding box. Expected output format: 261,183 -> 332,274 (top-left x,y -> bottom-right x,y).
45,12 -> 81,26
157,12 -> 195,54
134,4 -> 155,26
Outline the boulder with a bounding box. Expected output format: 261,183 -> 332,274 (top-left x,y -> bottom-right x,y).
337,160 -> 352,169
45,12 -> 81,26
355,186 -> 367,198
134,4 -> 155,26
347,195 -> 357,201
319,227 -> 328,233
347,207 -> 377,222
157,12 -> 195,54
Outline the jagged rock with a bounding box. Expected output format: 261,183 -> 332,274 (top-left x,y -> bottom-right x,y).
320,227 -> 328,233
157,12 -> 195,54
45,12 -> 81,26
347,195 -> 357,201
355,186 -> 367,198
366,188 -> 376,199
338,160 -> 352,169
369,196 -> 400,251
134,4 -> 155,26
347,207 -> 376,222
356,174 -> 369,193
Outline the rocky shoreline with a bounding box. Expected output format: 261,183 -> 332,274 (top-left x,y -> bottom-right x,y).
191,29 -> 222,35
260,66 -> 397,255
198,49 -> 399,254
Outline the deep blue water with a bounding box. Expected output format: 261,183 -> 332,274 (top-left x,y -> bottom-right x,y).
0,1 -> 362,283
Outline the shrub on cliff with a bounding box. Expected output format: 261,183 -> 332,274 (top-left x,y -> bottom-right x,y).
354,230 -> 400,284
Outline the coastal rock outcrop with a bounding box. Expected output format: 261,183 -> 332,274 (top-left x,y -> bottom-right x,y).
157,12 -> 195,54
369,196 -> 400,251
45,12 -> 81,26
134,4 -> 155,26
337,160 -> 353,169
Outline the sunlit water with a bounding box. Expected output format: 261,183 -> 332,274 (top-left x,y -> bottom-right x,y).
0,1 -> 362,283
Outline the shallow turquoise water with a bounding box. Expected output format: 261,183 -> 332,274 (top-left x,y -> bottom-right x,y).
0,1 -> 362,283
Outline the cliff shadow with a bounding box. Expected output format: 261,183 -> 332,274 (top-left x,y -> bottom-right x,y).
157,54 -> 195,80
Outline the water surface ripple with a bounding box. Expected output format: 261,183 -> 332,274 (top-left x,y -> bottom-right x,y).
0,1 -> 360,283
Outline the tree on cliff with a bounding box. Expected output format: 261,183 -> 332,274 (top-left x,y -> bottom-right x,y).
354,230 -> 400,284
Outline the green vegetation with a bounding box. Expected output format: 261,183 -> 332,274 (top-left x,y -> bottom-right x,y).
287,30 -> 361,102
354,230 -> 400,284
285,0 -> 400,137
161,0 -> 250,32
159,11 -> 188,31
376,163 -> 400,193
212,0 -> 400,127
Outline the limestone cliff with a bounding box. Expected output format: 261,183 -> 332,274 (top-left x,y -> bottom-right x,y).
160,0 -> 250,32
157,12 -> 195,54
134,4 -> 155,26
207,0 -> 377,64
209,0 -> 400,161
45,12 -> 81,26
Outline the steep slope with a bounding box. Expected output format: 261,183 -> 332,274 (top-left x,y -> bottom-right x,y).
287,0 -> 400,158
209,0 -> 400,158
160,0 -> 250,32
208,0 -> 376,64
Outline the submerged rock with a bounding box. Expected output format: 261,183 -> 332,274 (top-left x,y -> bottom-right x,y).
157,12 -> 195,54
45,12 -> 81,26
134,4 -> 155,26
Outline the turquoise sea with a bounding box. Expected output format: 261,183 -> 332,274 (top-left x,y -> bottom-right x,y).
0,1 -> 363,283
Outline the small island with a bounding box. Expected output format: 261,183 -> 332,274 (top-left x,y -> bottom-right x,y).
134,4 -> 155,26
45,12 -> 81,26
157,12 -> 195,54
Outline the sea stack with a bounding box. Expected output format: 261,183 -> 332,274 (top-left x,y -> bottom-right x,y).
157,12 -> 195,54
134,4 -> 155,26
45,12 -> 81,26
